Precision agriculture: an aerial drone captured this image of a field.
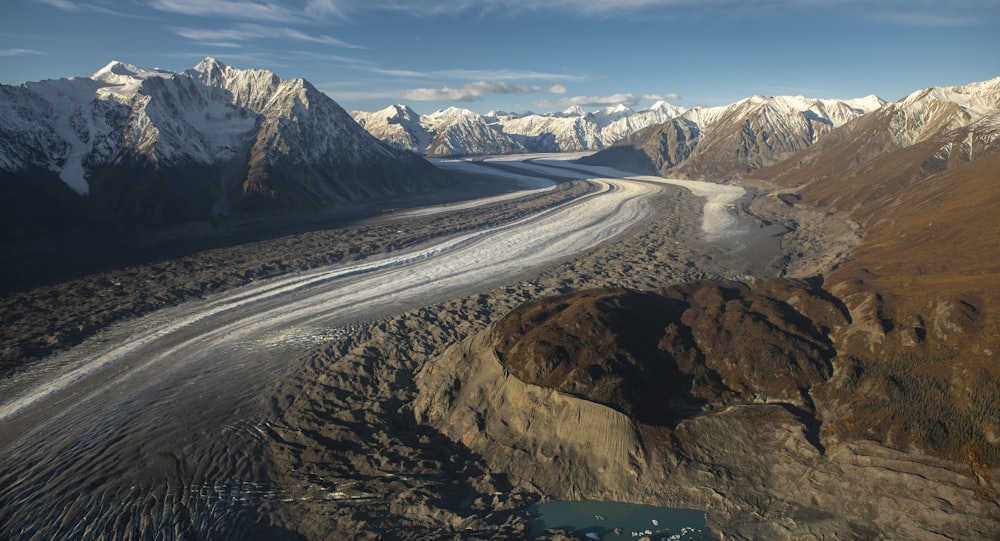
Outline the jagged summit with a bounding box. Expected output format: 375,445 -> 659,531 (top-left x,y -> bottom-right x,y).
187,56 -> 229,85
0,59 -> 449,236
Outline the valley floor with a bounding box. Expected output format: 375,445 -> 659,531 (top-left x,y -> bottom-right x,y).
2,157 -> 988,540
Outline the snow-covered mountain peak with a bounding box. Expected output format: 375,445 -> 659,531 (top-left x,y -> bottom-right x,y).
91,61 -> 173,85
358,98 -> 686,155
350,104 -> 432,153
422,106 -> 489,131
185,58 -> 286,99
646,100 -> 686,117
604,104 -> 634,114
844,95 -> 886,113
382,103 -> 420,122
426,106 -> 478,120
900,76 -> 1000,117
592,103 -> 637,128
686,94 -> 882,131
188,57 -> 229,85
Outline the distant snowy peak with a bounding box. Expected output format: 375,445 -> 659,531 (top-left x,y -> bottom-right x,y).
684,94 -> 883,131
899,76 -> 1000,114
353,105 -> 528,156
385,103 -> 422,123
351,104 -> 431,153
353,100 -> 688,155
91,60 -> 175,85
355,104 -> 423,127
844,95 -> 887,113
647,100 -> 687,118
854,76 -> 1000,148
422,107 -> 526,157
186,56 -> 228,85
586,76 -> 1000,182
582,91 -> 889,180
593,104 -> 636,127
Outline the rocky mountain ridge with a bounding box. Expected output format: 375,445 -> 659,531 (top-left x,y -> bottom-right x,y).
351,100 -> 688,156
755,75 -> 1000,210
581,93 -> 885,180
0,58 -> 446,238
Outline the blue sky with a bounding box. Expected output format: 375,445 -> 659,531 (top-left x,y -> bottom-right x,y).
2,0 -> 999,114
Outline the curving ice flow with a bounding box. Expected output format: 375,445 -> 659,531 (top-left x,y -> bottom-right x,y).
0,161 -> 649,426
0,155 -> 751,539
494,154 -> 746,240
388,157 -> 557,219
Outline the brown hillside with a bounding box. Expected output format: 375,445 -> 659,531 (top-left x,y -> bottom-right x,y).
753,111 -> 1000,212
492,279 -> 847,426
798,151 -> 1000,471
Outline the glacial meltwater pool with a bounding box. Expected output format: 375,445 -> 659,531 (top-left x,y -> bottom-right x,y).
528,500 -> 710,540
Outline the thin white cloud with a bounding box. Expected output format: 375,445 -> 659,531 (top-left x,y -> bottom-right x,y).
433,69 -> 587,82
36,0 -> 81,10
321,88 -> 401,103
350,0 -> 704,17
198,42 -> 243,49
149,0 -> 302,22
290,51 -> 371,65
0,49 -> 47,56
304,0 -> 352,20
172,24 -> 366,49
353,0 -> 1000,18
403,81 -> 567,102
158,51 -> 294,70
867,11 -> 983,26
143,0 -> 997,27
536,93 -> 643,108
311,0 -> 998,27
364,66 -> 588,82
36,0 -> 149,18
643,93 -> 681,101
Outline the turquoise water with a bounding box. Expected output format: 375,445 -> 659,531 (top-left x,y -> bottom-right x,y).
528,500 -> 710,540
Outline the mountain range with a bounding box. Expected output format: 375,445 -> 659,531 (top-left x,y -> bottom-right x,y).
350,100 -> 687,156
0,58 -> 446,239
579,93 -> 885,180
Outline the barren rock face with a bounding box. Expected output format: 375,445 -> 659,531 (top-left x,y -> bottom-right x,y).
492,279 -> 847,425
